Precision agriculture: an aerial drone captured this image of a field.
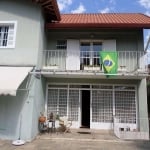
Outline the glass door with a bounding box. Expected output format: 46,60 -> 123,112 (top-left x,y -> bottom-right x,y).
80,41 -> 102,69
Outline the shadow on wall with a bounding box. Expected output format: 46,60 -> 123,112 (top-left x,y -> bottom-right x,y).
0,91 -> 27,139
0,75 -> 30,140
147,64 -> 150,129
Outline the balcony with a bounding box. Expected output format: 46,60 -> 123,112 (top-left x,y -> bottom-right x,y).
42,50 -> 150,74
43,50 -> 66,70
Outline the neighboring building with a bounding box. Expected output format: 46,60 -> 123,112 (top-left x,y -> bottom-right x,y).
0,0 -> 60,141
0,0 -> 150,141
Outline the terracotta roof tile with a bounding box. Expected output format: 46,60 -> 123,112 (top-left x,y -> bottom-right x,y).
46,13 -> 150,29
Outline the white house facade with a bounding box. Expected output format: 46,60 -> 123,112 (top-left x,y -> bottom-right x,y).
0,0 -> 150,141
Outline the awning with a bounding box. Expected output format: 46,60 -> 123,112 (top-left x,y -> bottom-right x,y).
0,67 -> 32,96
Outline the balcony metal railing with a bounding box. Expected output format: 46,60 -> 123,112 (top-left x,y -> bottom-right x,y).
118,51 -> 149,72
43,50 -> 66,70
42,50 -> 150,73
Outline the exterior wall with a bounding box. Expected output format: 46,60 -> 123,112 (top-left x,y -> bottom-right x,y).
0,77 -> 30,140
36,11 -> 47,69
103,40 -> 116,51
0,0 -> 43,66
116,30 -> 144,51
30,77 -> 46,140
29,6 -> 47,139
46,29 -> 144,51
0,0 -> 46,141
20,76 -> 35,141
0,75 -> 46,141
138,78 -> 149,133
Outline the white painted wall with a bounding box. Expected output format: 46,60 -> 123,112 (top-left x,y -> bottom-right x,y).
0,0 -> 46,141
138,78 -> 149,133
0,77 -> 30,140
0,0 -> 42,66
66,39 -> 80,70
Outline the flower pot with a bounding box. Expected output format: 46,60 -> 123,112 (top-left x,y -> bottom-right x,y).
43,66 -> 58,70
39,116 -> 46,123
84,66 -> 100,71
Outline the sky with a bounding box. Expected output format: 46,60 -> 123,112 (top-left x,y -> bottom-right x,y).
57,0 -> 150,51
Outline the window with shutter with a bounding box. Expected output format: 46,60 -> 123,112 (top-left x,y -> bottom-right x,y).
0,21 -> 17,48
80,41 -> 102,66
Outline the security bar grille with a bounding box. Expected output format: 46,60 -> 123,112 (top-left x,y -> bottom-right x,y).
92,90 -> 113,123
0,26 -> 9,46
47,84 -> 137,127
68,90 -> 79,121
0,22 -> 16,48
59,89 -> 67,117
47,89 -> 58,116
47,89 -> 67,117
56,40 -> 67,49
115,89 -> 136,124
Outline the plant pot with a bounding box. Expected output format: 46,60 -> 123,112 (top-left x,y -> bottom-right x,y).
43,66 -> 58,70
84,66 -> 100,71
39,116 -> 46,123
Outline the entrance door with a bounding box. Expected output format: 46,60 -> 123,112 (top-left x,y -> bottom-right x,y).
81,90 -> 90,128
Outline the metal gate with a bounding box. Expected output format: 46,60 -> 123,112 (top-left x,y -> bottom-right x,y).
47,88 -> 67,117
47,84 -> 137,129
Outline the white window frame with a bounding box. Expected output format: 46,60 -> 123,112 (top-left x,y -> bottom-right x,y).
0,21 -> 17,48
56,40 -> 67,50
80,40 -> 103,66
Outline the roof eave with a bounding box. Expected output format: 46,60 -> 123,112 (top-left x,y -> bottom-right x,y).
32,0 -> 61,22
46,23 -> 150,29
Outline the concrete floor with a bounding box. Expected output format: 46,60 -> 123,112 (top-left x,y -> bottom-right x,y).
1,129 -> 150,150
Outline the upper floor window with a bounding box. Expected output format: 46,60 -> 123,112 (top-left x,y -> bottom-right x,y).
56,40 -> 67,49
80,41 -> 102,66
0,21 -> 17,48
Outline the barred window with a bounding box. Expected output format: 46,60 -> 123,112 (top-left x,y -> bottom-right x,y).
68,90 -> 79,121
47,89 -> 67,117
92,90 -> 113,123
56,40 -> 67,49
0,21 -> 17,48
115,90 -> 136,124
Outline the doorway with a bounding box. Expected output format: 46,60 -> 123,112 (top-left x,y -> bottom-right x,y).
81,90 -> 90,128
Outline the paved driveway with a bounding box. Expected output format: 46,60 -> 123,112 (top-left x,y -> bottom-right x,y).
1,138 -> 150,150
0,130 -> 150,150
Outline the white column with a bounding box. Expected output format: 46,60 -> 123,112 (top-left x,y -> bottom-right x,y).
66,39 -> 80,70
103,40 -> 116,51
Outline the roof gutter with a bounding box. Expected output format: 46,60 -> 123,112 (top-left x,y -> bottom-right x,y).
46,23 -> 150,29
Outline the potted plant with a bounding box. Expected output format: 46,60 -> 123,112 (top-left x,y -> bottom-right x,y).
43,64 -> 58,70
84,65 -> 100,71
39,112 -> 46,123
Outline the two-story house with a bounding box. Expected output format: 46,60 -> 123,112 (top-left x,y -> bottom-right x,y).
0,0 -> 150,141
44,13 -> 150,140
